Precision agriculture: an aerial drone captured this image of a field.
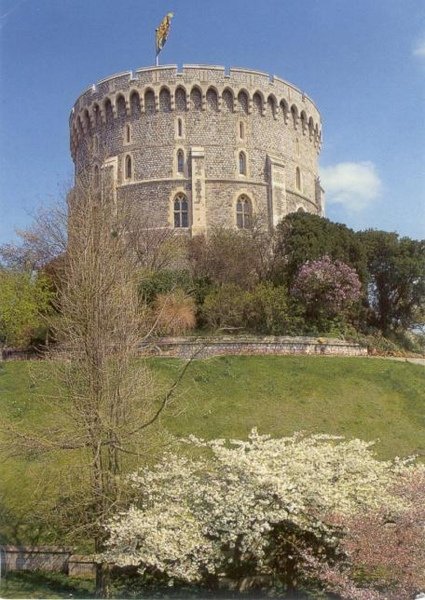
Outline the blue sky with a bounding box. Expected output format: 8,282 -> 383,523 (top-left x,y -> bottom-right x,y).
0,0 -> 424,243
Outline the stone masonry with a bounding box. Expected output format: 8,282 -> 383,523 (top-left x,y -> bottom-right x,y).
70,65 -> 323,235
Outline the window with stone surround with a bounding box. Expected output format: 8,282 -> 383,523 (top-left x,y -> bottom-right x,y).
125,155 -> 132,180
177,118 -> 183,137
239,121 -> 245,140
125,124 -> 131,144
296,167 -> 302,191
174,194 -> 189,228
239,151 -> 247,176
177,149 -> 185,174
236,195 -> 252,229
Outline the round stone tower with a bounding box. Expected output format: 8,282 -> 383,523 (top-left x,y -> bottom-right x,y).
70,65 -> 323,235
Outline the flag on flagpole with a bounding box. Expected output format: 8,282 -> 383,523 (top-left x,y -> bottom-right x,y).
156,12 -> 174,60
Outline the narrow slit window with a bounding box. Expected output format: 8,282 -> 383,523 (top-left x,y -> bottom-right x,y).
126,124 -> 131,143
177,118 -> 183,137
125,155 -> 132,180
296,167 -> 301,191
239,121 -> 245,139
177,149 -> 184,174
239,151 -> 247,175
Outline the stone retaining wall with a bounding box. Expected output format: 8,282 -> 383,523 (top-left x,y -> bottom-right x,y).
143,336 -> 367,359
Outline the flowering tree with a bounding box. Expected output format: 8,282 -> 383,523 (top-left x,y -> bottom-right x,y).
102,431 -> 420,596
305,468 -> 425,600
292,255 -> 361,321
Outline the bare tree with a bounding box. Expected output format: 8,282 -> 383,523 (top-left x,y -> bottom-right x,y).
125,216 -> 186,272
1,174 -> 193,597
0,199 -> 67,272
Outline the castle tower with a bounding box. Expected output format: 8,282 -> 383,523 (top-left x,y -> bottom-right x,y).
70,65 -> 323,235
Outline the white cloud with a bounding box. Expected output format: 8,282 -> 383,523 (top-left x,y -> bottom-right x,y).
413,39 -> 425,57
320,161 -> 382,212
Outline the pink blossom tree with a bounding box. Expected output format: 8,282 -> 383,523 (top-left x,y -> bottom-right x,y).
305,468 -> 425,599
292,255 -> 362,322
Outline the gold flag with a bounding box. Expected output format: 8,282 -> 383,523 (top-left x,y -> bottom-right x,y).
156,12 -> 174,56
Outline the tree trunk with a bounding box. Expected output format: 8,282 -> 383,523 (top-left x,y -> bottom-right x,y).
95,561 -> 110,599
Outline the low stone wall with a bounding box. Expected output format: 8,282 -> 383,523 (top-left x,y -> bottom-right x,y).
1,546 -> 71,574
1,546 -> 95,578
142,336 -> 367,359
0,347 -> 41,361
68,554 -> 96,578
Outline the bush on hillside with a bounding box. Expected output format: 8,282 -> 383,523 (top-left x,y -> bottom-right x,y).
201,284 -> 247,330
153,289 -> 197,335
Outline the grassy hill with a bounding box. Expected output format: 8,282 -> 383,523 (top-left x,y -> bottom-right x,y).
0,355 -> 424,546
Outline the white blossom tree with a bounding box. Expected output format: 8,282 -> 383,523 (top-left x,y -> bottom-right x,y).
103,430 -> 419,596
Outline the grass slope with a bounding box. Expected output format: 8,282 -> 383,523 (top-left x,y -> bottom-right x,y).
156,356 -> 425,459
0,356 -> 424,548
1,356 -> 424,457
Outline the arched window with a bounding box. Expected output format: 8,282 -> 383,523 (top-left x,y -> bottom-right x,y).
291,105 -> 298,128
296,167 -> 301,191
177,149 -> 184,174
116,95 -> 126,119
174,194 -> 189,228
297,207 -> 305,213
93,135 -> 99,153
130,91 -> 141,117
125,124 -> 131,144
177,118 -> 183,137
104,98 -> 113,123
239,121 -> 245,139
239,151 -> 247,175
300,111 -> 307,133
125,155 -> 132,180
236,195 -> 252,229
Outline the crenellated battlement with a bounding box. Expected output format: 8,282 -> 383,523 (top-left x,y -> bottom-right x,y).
69,65 -> 322,159
71,65 -> 319,112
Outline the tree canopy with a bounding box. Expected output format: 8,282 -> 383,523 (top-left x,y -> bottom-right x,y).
360,230 -> 425,333
273,213 -> 367,286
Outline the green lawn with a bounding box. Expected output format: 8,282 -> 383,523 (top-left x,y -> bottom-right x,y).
156,355 -> 425,459
0,356 -> 424,550
0,571 -> 94,599
0,570 -> 313,599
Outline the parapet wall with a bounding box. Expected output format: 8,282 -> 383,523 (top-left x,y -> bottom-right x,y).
71,64 -> 320,119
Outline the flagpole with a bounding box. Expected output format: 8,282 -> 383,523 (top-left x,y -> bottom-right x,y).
155,29 -> 159,66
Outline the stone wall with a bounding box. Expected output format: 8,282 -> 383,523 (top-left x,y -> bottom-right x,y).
1,546 -> 95,578
70,65 -> 323,235
2,546 -> 71,574
142,336 -> 367,359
